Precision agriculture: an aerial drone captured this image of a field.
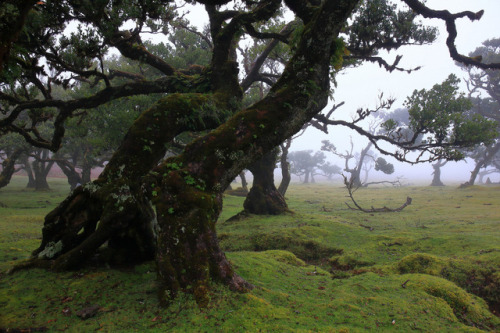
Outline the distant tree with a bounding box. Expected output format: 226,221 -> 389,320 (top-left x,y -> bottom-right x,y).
322,139 -> 394,187
430,159 -> 447,186
317,162 -> 342,181
278,139 -> 292,196
459,38 -> 500,186
26,148 -> 54,190
288,150 -> 326,184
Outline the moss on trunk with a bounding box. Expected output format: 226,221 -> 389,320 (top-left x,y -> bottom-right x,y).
19,0 -> 360,308
244,149 -> 288,215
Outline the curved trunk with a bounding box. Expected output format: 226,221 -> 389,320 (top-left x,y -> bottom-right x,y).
24,0 -> 358,307
278,141 -> 291,196
464,143 -> 500,186
150,0 -> 355,305
430,160 -> 446,186
22,155 -> 36,188
30,90 -> 238,269
239,172 -> 248,192
0,148 -> 24,189
243,149 -> 288,215
55,160 -> 82,190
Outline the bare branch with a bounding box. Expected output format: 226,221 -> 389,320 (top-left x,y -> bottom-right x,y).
241,21 -> 296,91
402,0 -> 500,69
345,55 -> 422,73
342,174 -> 412,213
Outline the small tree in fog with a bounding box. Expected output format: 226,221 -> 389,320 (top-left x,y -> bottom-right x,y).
288,150 -> 326,184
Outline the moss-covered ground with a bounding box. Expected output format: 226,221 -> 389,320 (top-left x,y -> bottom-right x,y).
1,177 -> 499,332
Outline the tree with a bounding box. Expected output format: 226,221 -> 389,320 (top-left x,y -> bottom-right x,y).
0,133 -> 28,189
3,0 -> 499,307
0,1 -> 37,72
459,39 -> 500,186
26,148 -> 54,190
318,161 -> 342,181
430,159 -> 447,186
288,150 -> 326,183
320,103 -> 398,187
242,148 -> 288,215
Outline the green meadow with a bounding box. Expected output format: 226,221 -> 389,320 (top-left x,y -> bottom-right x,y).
1,176 -> 499,332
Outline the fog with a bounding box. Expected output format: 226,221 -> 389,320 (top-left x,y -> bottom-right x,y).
288,0 -> 500,184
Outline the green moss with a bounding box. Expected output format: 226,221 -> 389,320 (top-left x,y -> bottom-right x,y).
393,253 -> 500,311
407,274 -> 499,330
330,254 -> 375,271
397,253 -> 446,275
2,180 -> 500,331
251,232 -> 343,262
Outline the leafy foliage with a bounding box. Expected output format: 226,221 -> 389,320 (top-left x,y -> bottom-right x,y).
288,150 -> 326,183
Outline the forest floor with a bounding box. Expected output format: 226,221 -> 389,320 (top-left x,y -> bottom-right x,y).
0,176 -> 499,332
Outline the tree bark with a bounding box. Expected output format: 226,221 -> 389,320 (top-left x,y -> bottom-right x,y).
243,149 -> 288,215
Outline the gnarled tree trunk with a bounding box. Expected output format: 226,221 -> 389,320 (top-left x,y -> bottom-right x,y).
278,139 -> 292,196
55,160 -> 83,190
0,148 -> 24,189
20,0 -> 358,307
243,149 -> 288,215
430,159 -> 446,186
32,150 -> 54,191
462,143 -> 500,187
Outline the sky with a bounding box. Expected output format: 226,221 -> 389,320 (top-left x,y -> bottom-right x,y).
288,0 -> 500,184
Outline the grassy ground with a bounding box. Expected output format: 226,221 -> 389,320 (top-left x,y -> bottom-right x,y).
0,176 -> 499,332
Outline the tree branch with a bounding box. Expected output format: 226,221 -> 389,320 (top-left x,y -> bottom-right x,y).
342,174 -> 412,213
241,21 -> 296,91
345,55 -> 422,73
402,0 -> 500,69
